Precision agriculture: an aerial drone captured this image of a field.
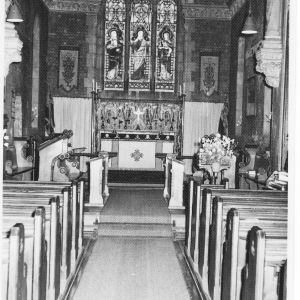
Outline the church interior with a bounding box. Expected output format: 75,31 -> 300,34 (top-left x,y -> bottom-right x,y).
1,0 -> 294,299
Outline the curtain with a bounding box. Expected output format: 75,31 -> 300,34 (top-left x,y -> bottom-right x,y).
183,102 -> 223,173
53,97 -> 92,171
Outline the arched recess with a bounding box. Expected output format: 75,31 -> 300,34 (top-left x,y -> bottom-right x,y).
31,14 -> 41,129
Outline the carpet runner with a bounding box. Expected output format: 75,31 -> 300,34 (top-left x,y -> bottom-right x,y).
98,187 -> 172,237
71,237 -> 191,300
108,170 -> 165,184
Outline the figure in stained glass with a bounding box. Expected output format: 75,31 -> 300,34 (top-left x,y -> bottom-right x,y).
155,0 -> 177,92
130,26 -> 150,81
106,25 -> 123,80
158,26 -> 174,81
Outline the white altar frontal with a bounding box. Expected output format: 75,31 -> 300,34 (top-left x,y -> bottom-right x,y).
100,133 -> 174,170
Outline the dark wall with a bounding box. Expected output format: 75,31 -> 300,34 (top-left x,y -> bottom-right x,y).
229,0 -> 267,145
188,19 -> 231,103
47,2 -> 185,103
4,0 -> 48,137
47,11 -> 87,97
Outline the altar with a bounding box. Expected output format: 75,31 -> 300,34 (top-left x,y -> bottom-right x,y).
100,132 -> 174,170
92,99 -> 183,170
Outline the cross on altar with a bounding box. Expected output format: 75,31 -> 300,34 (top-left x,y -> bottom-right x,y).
134,107 -> 144,122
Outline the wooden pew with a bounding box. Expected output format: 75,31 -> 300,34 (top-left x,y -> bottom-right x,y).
85,153 -> 110,233
2,204 -> 55,300
222,209 -> 287,300
240,226 -> 287,300
205,190 -> 287,300
163,156 -> 185,236
3,195 -> 72,294
2,179 -> 85,300
3,179 -> 85,260
186,179 -> 225,268
184,179 -> 226,297
5,223 -> 26,300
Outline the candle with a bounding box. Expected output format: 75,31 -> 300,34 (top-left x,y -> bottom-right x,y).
183,83 -> 186,94
96,82 -> 98,91
92,79 -> 95,91
179,85 -> 182,95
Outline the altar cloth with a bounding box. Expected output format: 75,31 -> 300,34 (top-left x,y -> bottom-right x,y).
118,141 -> 156,169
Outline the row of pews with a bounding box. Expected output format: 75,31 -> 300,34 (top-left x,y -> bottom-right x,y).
185,178 -> 288,300
2,179 -> 86,300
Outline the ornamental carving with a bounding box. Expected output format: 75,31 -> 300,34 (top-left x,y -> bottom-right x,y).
42,0 -> 99,13
255,40 -> 283,88
94,101 -> 182,133
182,5 -> 231,20
43,0 -> 248,18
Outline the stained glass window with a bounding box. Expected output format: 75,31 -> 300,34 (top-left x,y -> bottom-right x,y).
155,0 -> 177,92
104,0 -> 126,90
129,0 -> 152,91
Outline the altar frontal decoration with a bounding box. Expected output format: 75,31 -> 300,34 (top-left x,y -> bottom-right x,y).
104,0 -> 126,90
198,133 -> 235,168
129,0 -> 152,91
200,55 -> 219,97
95,101 -> 181,133
155,0 -> 177,92
59,48 -> 79,91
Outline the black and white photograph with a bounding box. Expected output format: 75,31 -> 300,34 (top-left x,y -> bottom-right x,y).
1,0 -> 299,299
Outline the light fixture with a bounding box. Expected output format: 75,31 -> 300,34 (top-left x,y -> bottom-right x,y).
241,0 -> 257,35
7,1 -> 23,23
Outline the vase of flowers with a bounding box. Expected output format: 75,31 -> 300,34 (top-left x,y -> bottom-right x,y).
211,161 -> 221,173
198,133 -> 236,184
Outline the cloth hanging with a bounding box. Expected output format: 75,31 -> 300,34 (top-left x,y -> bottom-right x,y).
218,102 -> 229,136
53,97 -> 92,172
45,87 -> 55,135
183,102 -> 223,173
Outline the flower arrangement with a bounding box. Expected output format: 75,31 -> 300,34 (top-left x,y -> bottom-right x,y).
198,133 -> 236,164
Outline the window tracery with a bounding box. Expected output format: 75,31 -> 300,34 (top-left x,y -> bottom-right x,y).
104,0 -> 177,93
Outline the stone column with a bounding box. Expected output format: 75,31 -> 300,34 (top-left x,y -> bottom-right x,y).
255,0 -> 283,88
255,0 -> 288,171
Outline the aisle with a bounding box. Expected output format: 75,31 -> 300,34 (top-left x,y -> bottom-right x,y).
71,237 -> 191,300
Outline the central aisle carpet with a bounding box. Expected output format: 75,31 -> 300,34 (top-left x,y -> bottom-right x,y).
99,187 -> 171,224
71,237 -> 191,300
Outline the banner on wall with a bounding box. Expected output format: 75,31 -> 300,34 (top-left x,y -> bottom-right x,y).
200,55 -> 219,97
58,48 -> 79,92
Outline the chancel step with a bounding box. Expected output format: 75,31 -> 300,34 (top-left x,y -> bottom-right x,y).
97,223 -> 172,237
